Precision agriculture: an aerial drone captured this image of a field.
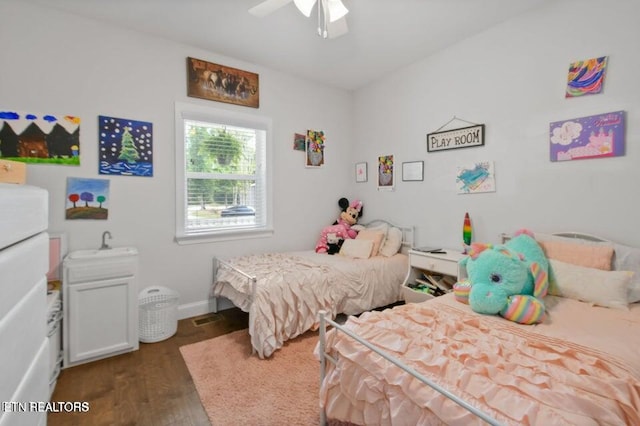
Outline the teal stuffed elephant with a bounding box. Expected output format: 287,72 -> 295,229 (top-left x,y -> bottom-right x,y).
453,230 -> 549,324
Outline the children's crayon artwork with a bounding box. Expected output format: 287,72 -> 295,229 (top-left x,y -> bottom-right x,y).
456,161 -> 495,194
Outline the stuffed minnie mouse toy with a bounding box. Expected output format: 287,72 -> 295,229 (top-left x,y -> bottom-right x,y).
315,197 -> 363,254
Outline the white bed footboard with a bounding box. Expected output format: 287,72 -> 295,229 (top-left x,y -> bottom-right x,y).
318,311 -> 502,426
211,257 -> 257,313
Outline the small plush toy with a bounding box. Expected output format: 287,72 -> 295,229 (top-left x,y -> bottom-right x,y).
453,229 -> 549,324
315,197 -> 363,254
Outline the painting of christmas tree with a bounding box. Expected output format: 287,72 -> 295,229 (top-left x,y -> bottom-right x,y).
99,115 -> 153,176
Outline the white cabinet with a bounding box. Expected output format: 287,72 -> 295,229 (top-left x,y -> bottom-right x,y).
63,249 -> 139,368
402,249 -> 465,303
0,184 -> 49,426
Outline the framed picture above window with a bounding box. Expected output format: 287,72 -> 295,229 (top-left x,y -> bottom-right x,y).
187,57 -> 259,108
355,162 -> 367,183
402,161 -> 424,182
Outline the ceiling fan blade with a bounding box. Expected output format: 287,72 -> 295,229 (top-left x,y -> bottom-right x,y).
293,0 -> 317,17
327,17 -> 348,38
326,0 -> 348,23
248,0 -> 293,17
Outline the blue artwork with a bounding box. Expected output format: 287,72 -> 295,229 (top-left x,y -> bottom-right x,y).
456,161 -> 496,194
99,115 -> 153,176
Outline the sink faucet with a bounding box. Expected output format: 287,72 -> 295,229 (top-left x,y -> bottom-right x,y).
100,231 -> 112,250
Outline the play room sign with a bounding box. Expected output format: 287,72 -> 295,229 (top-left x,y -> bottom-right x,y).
427,124 -> 485,152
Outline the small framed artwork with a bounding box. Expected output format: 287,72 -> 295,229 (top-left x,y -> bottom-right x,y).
566,56 -> 608,98
355,162 -> 367,182
402,161 -> 423,182
456,161 -> 496,194
65,177 -> 110,220
377,154 -> 394,190
293,133 -> 306,151
305,130 -> 325,167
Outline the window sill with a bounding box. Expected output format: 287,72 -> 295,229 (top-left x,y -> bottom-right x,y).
175,228 -> 274,245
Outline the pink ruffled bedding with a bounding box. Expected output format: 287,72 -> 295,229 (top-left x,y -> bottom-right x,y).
212,250 -> 408,358
319,294 -> 640,425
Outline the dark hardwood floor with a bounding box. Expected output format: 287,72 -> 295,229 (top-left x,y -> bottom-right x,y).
48,308 -> 249,426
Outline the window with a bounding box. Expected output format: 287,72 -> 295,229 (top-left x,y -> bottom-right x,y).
175,102 -> 272,243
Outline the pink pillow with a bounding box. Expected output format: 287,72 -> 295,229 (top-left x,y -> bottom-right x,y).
356,230 -> 385,256
539,240 -> 614,271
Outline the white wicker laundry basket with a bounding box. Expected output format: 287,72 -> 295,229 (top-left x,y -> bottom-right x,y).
138,286 -> 179,343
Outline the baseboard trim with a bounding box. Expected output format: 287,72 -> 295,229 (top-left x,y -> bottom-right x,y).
177,298 -> 235,320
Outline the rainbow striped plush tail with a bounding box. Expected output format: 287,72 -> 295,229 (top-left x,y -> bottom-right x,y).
453,280 -> 472,305
500,295 -> 546,325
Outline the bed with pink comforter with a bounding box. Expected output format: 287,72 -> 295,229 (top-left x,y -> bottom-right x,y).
319,293 -> 640,425
212,250 -> 408,358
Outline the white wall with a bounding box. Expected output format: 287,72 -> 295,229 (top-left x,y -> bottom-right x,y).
4,0 -> 639,318
1,1 -> 354,317
350,0 -> 640,249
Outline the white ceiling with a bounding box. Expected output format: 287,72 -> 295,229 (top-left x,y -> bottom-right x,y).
19,0 -> 551,90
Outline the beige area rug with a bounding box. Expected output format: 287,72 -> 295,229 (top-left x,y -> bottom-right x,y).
180,329 -> 320,425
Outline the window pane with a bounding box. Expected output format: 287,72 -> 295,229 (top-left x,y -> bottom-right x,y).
182,117 -> 265,235
185,120 -> 256,175
176,102 -> 271,242
186,178 -> 257,229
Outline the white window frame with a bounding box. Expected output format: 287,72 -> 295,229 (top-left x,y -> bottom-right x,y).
175,102 -> 273,244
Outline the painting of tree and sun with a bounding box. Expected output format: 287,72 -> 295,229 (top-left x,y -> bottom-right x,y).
66,177 -> 110,220
99,115 -> 153,176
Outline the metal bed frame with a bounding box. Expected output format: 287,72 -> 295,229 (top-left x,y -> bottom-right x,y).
211,220 -> 414,313
317,231 -> 611,425
211,220 -> 414,356
317,311 -> 502,426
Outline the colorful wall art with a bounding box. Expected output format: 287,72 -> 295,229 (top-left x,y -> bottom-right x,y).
456,161 -> 496,194
305,130 -> 325,167
0,110 -> 80,165
99,115 -> 153,176
378,155 -> 394,189
549,111 -> 625,162
566,56 -> 608,98
66,177 -> 110,220
293,133 -> 306,151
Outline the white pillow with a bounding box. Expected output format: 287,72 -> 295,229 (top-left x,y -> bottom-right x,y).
549,259 -> 634,310
612,242 -> 640,303
355,229 -> 385,256
536,232 -> 640,303
379,227 -> 403,257
363,222 -> 389,247
339,239 -> 374,259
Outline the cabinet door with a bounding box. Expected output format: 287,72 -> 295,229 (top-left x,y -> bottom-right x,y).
67,276 -> 138,365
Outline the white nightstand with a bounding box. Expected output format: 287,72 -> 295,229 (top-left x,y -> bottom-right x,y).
402,249 -> 466,303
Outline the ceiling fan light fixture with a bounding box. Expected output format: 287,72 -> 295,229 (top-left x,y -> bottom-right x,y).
326,0 -> 348,23
293,0 -> 316,17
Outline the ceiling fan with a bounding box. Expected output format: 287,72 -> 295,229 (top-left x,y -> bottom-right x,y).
249,0 -> 349,39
